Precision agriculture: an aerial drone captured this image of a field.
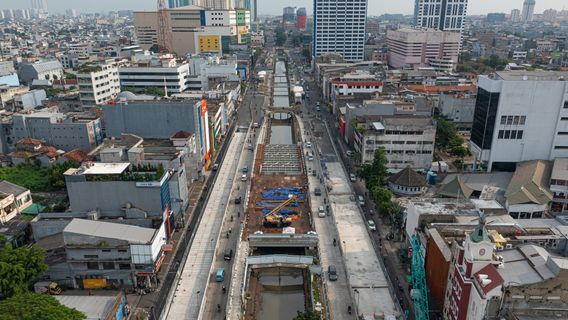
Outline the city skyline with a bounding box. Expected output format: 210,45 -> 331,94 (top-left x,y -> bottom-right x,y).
1,0 -> 566,16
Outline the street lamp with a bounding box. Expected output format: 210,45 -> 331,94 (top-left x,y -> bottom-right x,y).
354,289 -> 360,318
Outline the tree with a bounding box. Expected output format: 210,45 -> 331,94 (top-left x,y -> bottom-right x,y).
357,148 -> 389,189
0,292 -> 85,320
149,44 -> 160,53
0,244 -> 48,299
371,186 -> 392,214
293,310 -> 321,320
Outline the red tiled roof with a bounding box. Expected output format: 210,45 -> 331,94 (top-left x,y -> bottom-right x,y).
63,149 -> 89,164
333,81 -> 384,87
16,138 -> 43,146
473,264 -> 504,295
404,85 -> 477,93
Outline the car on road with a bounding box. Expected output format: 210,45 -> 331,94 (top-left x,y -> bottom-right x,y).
215,268 -> 225,282
212,163 -> 219,171
316,106 -> 321,112
224,249 -> 233,261
242,166 -> 249,173
314,187 -> 322,196
248,144 -> 254,151
235,196 -> 242,204
367,220 -> 377,231
241,174 -> 248,181
328,265 -> 338,281
358,195 -> 365,206
346,150 -> 353,157
307,152 -> 314,161
318,206 -> 326,218
305,141 -> 312,148
349,173 -> 356,182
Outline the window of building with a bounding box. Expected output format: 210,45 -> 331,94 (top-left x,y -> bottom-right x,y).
517,130 -> 523,139
86,262 -> 99,270
498,130 -> 504,139
520,116 -> 526,124
102,262 -> 115,270
513,116 -> 520,125
500,116 -> 506,124
118,249 -> 127,253
84,255 -> 99,259
504,130 -> 510,139
507,116 -> 513,125
564,101 -> 568,109
119,263 -> 131,270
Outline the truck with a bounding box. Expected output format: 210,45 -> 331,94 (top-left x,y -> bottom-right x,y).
34,281 -> 62,295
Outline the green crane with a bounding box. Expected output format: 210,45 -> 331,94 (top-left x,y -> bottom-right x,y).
411,234 -> 430,320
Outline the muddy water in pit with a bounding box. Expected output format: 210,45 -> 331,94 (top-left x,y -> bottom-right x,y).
257,268 -> 305,320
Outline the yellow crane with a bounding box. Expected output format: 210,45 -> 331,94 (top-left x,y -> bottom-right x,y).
263,195 -> 297,228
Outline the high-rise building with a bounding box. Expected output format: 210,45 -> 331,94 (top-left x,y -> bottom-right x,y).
387,28 -> 460,72
313,0 -> 368,62
283,7 -> 296,23
521,0 -> 536,22
30,0 -> 48,12
510,9 -> 521,22
197,0 -> 232,9
168,0 -> 190,8
296,8 -> 307,29
413,0 -> 468,33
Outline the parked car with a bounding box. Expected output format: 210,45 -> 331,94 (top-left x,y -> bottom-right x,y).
224,248 -> 233,261
314,187 -> 322,196
318,206 -> 326,218
212,163 -> 219,171
235,196 -> 242,204
367,220 -> 377,231
306,142 -> 312,148
349,173 -> 356,182
328,265 -> 338,281
242,166 -> 249,173
241,174 -> 248,181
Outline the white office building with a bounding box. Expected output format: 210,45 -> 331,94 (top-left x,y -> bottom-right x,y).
510,9 -> 521,22
119,62 -> 191,94
470,71 -> 568,172
313,0 -> 368,62
413,0 -> 468,33
77,63 -> 121,105
521,0 -> 535,22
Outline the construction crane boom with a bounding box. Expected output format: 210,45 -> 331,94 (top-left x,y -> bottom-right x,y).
411,234 -> 430,320
265,195 -> 297,218
263,195 -> 296,228
157,0 -> 172,53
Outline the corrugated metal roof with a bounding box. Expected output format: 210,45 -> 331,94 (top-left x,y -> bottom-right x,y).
64,218 -> 155,244
55,295 -> 116,320
30,60 -> 63,73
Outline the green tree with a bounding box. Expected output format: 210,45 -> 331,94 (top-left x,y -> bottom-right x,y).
0,292 -> 85,320
0,244 -> 47,299
293,309 -> 321,320
357,148 -> 389,189
371,186 -> 393,214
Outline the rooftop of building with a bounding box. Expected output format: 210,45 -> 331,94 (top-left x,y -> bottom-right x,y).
64,218 -> 155,244
505,160 -> 553,206
406,199 -> 478,216
66,162 -> 130,175
490,71 -> 568,81
388,166 -> 426,188
356,115 -> 435,128
497,244 -> 568,286
0,180 -> 28,197
55,295 -> 118,320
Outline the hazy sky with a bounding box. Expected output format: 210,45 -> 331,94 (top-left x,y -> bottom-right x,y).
0,0 -> 566,16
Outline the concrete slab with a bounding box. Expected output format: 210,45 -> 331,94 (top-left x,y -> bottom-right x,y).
164,132 -> 246,320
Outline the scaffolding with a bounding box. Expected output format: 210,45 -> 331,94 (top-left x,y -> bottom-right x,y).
411,234 -> 430,320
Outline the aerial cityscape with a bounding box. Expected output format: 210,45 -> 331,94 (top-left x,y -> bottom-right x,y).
0,0 -> 567,320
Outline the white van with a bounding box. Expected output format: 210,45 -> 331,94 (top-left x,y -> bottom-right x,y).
307,152 -> 314,161
358,195 -> 365,206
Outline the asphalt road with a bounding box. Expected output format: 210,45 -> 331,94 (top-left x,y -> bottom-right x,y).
287,48 -> 416,319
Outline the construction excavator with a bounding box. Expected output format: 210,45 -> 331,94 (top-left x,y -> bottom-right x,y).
263,195 -> 297,228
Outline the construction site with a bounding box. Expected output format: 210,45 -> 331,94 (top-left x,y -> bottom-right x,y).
239,57 -> 318,320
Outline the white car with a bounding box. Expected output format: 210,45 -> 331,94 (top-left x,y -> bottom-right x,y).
306,142 -> 312,148
318,206 -> 326,218
367,220 -> 376,231
241,174 -> 248,181
349,173 -> 356,182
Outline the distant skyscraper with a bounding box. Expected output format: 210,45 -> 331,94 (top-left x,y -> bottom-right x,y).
30,0 -> 48,13
413,0 -> 468,33
521,0 -> 536,22
197,0 -> 232,9
296,8 -> 307,29
283,7 -> 296,23
510,9 -> 521,22
313,0 -> 367,62
168,0 -> 190,8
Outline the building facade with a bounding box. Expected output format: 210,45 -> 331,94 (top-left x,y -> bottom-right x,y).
0,112 -> 103,153
521,0 -> 535,22
18,60 -> 63,85
77,63 -> 121,105
413,0 -> 468,33
313,0 -> 368,62
119,63 -> 191,94
387,28 -> 460,71
353,116 -> 436,170
134,7 -> 250,55
510,9 -> 521,22
469,71 -> 568,172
